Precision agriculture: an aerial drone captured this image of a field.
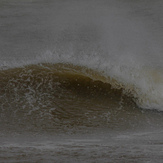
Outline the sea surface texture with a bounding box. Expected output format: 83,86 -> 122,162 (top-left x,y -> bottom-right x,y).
0,0 -> 163,162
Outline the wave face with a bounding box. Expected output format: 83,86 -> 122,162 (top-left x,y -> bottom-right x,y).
0,63 -> 163,132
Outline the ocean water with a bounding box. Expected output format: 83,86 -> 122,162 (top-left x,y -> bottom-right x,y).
0,0 -> 163,162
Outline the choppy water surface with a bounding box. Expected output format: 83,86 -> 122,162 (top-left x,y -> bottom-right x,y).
0,0 -> 163,162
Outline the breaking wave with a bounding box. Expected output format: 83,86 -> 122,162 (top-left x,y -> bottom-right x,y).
1,60 -> 163,111
0,61 -> 163,132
